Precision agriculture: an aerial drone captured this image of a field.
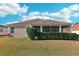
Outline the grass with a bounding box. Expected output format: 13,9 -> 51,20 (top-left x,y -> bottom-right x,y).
0,36 -> 79,56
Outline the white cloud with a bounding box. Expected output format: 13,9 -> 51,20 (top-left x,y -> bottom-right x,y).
1,3 -> 79,24
0,3 -> 28,17
22,15 -> 51,21
49,4 -> 79,23
73,13 -> 79,17
68,4 -> 79,11
29,11 -> 40,16
21,4 -> 79,23
19,5 -> 29,16
0,11 -> 8,17
21,5 -> 28,13
6,21 -> 20,24
22,15 -> 28,21
21,11 -> 72,22
23,11 -> 50,20
41,12 -> 49,16
64,19 -> 72,23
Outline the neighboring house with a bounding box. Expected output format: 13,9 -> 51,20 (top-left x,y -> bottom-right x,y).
7,19 -> 71,38
0,25 -> 8,35
70,23 -> 79,34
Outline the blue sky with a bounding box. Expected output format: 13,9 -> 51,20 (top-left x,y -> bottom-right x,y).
0,3 -> 79,24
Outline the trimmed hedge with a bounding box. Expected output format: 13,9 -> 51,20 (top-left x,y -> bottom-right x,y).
27,27 -> 78,40
38,32 -> 78,40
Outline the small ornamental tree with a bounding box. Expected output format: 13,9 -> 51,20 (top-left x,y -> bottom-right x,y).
27,27 -> 39,40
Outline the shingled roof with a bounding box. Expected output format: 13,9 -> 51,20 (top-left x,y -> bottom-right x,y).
8,19 -> 71,27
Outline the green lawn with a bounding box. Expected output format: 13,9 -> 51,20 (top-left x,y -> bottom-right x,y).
0,36 -> 79,56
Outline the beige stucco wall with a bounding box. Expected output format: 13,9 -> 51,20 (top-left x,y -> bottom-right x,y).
9,27 -> 28,38
0,27 -> 8,35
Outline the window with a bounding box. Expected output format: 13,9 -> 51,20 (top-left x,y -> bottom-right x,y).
10,27 -> 14,33
0,28 -> 3,32
43,26 -> 51,32
51,26 -> 59,32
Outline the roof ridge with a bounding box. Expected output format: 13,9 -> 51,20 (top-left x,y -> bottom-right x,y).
7,18 -> 71,26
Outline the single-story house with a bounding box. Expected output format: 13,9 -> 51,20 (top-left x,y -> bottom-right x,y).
0,25 -> 8,36
7,19 -> 71,38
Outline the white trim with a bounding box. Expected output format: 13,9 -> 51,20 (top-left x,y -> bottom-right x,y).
40,26 -> 43,32
59,25 -> 62,32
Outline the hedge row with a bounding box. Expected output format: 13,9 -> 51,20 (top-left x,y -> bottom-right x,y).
38,32 -> 78,40
27,27 -> 78,40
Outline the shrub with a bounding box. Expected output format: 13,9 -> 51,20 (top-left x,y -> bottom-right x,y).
26,27 -> 78,40
27,27 -> 39,40
38,32 -> 78,40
